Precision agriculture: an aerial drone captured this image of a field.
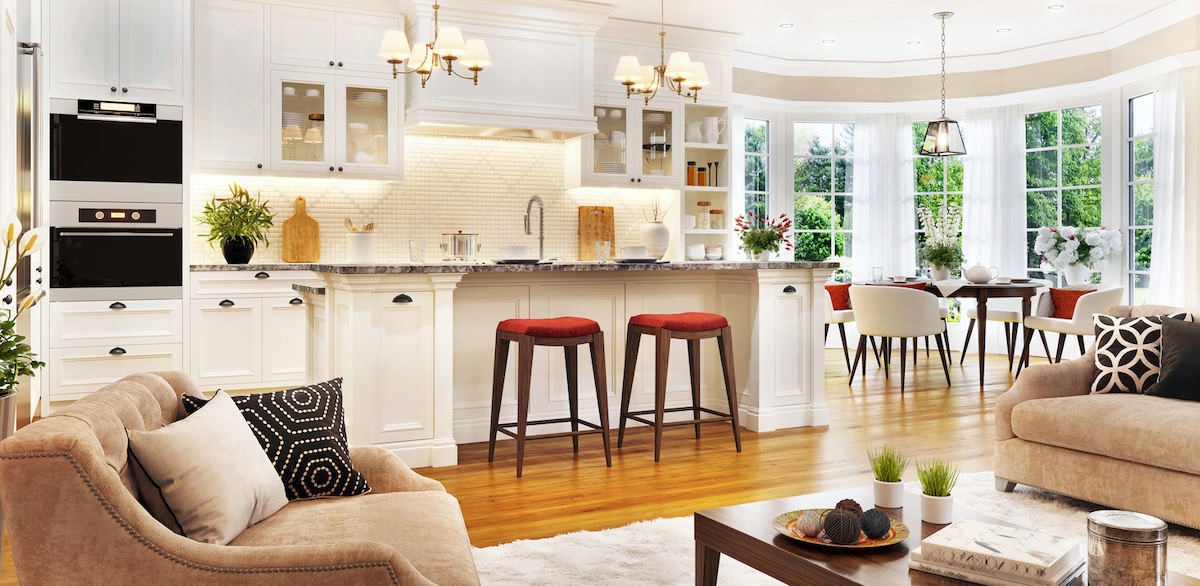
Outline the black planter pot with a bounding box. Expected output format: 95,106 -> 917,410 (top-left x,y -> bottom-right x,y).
222,237 -> 256,264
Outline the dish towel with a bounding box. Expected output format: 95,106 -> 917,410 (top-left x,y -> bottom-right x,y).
932,279 -> 970,297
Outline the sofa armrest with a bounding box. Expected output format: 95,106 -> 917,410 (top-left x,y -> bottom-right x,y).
996,353 -> 1095,440
350,446 -> 445,493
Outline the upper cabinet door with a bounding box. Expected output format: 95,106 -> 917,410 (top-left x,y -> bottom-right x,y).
193,0 -> 266,172
335,76 -> 401,177
334,12 -> 398,76
270,6 -> 337,70
47,0 -> 121,100
120,0 -> 185,102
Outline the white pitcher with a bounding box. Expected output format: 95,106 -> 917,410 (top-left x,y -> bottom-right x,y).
704,117 -> 726,144
685,121 -> 703,143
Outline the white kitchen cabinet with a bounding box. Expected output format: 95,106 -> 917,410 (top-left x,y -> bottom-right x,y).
270,6 -> 397,76
681,103 -> 735,258
371,290 -> 435,444
192,0 -> 266,172
189,270 -> 319,391
566,100 -> 682,188
47,0 -> 185,104
49,344 -> 184,403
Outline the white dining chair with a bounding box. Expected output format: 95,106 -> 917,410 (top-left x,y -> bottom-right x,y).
1015,285 -> 1125,376
848,285 -> 951,392
824,288 -> 855,374
959,278 -> 1053,371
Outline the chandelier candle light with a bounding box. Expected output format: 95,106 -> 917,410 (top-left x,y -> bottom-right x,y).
377,2 -> 492,87
612,0 -> 709,104
919,12 -> 966,157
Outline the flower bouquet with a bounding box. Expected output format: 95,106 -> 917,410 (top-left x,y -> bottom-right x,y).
916,203 -> 963,277
1034,226 -> 1122,285
0,213 -> 47,397
734,211 -> 793,259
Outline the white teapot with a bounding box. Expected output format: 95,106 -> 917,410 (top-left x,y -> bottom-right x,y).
962,262 -> 999,284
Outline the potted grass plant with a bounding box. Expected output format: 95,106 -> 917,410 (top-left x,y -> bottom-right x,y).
868,446 -> 910,508
917,457 -> 960,524
197,182 -> 275,264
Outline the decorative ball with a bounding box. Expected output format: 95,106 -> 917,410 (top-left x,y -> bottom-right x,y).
835,498 -> 864,517
823,509 -> 862,545
796,510 -> 823,537
860,508 -> 891,540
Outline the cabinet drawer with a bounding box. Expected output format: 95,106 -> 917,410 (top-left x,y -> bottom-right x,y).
191,270 -> 319,297
49,343 -> 183,402
190,296 -> 263,388
50,299 -> 183,348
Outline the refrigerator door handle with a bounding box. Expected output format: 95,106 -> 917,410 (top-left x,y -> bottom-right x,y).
20,43 -> 41,227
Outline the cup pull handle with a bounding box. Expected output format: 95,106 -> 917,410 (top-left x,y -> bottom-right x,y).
109,301 -> 127,309
109,347 -> 126,355
255,271 -> 269,279
392,294 -> 413,303
219,299 -> 235,307
783,286 -> 796,293
289,298 -> 303,305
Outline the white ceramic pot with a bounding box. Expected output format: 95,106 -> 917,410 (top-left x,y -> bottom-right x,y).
347,232 -> 376,263
640,222 -> 670,260
921,493 -> 954,525
873,479 -> 905,509
756,250 -> 772,262
1062,264 -> 1092,286
931,265 -> 951,282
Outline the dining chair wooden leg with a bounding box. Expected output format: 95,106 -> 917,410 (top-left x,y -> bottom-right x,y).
1006,323 -> 1017,371
515,336 -> 535,478
686,338 -> 702,440
716,325 -> 741,453
934,332 -> 951,386
960,318 -> 976,366
882,338 -> 891,379
899,337 -> 908,393
824,324 -> 829,342
488,333 -> 510,463
870,336 -> 881,366
564,343 -> 580,453
589,332 -> 613,468
617,327 -> 640,448
1054,333 -> 1067,364
1039,330 -> 1053,364
914,338 -> 920,366
942,319 -> 951,357
1077,335 -> 1087,355
653,328 -> 671,463
850,335 -> 867,384
837,323 -> 851,373
1016,328 -> 1035,377
925,336 -> 931,358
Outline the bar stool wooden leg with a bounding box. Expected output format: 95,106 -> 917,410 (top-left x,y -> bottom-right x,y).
716,325 -> 741,452
687,338 -> 702,440
488,332 -> 510,463
564,344 -> 580,453
618,326 -> 640,448
653,327 -> 671,462
589,331 -> 613,467
515,335 -> 534,478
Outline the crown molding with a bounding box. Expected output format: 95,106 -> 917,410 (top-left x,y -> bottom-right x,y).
403,0 -> 614,35
598,17 -> 740,52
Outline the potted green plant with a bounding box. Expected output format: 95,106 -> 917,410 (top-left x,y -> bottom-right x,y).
197,182 -> 275,264
0,213 -> 47,422
917,203 -> 963,281
917,457 -> 960,524
868,446 -> 910,508
734,211 -> 793,261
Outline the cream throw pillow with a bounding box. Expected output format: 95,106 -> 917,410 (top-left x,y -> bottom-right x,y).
127,391 -> 288,544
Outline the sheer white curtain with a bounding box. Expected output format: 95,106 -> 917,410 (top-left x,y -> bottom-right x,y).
851,113 -> 915,280
962,105 -> 1026,277
1148,71 -> 1189,305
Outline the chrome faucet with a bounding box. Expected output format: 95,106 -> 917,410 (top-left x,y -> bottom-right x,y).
524,195 -> 545,260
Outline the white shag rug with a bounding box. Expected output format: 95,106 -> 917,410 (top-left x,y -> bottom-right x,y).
473,471 -> 1200,585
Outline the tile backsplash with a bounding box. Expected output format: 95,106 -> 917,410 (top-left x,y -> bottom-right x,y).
190,134 -> 678,264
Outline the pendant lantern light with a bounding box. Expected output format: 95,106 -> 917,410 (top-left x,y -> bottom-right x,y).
920,12 -> 966,157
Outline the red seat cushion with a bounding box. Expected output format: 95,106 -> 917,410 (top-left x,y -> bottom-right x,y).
1049,287 -> 1095,319
825,283 -> 852,310
497,317 -> 600,338
629,312 -> 729,332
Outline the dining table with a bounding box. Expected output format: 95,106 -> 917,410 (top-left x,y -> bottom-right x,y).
860,279 -> 1040,390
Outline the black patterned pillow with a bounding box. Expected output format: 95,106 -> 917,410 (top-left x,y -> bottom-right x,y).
1091,313 -> 1193,394
183,378 -> 370,500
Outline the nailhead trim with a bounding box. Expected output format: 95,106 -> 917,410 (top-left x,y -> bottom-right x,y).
0,451 -> 401,584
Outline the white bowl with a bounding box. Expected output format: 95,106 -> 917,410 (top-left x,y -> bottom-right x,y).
349,123 -> 369,135
705,252 -> 722,261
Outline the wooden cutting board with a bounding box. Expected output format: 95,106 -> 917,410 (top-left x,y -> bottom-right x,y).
578,205 -> 615,261
281,196 -> 320,262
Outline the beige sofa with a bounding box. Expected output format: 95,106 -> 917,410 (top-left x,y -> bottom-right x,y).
0,371 -> 481,585
996,304 -> 1200,530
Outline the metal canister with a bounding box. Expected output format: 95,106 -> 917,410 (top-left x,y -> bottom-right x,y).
440,231 -> 481,261
1088,510 -> 1167,586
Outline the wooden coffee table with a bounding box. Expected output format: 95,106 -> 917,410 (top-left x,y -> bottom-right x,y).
695,485 -> 1200,585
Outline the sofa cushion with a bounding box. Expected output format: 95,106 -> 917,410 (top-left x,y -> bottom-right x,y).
1148,318 -> 1200,401
229,490 -> 480,585
1091,313 -> 1192,394
1010,393 -> 1200,476
128,391 -> 288,544
183,378 -> 370,500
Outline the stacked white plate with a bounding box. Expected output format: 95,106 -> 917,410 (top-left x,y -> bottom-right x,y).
643,112 -> 667,124
350,91 -> 386,108
595,162 -> 624,173
282,112 -> 308,129
704,245 -> 723,261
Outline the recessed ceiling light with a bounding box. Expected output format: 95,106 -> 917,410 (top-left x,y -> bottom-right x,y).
821,38 -> 836,44
779,23 -> 794,29
907,40 -> 922,46
996,27 -> 1012,33
1047,4 -> 1065,9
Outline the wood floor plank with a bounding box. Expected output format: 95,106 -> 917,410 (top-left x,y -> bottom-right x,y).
0,349 -> 1015,583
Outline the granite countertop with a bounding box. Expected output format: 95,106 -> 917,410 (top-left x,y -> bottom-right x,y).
293,284 -> 326,295
196,261 -> 839,274
191,263 -> 315,271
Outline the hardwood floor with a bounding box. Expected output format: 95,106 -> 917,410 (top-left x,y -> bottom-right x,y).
0,348 -> 1018,582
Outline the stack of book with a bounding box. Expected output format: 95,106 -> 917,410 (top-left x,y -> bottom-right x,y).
909,519 -> 1085,586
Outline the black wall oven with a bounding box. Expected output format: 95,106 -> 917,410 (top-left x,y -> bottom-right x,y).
49,202 -> 183,301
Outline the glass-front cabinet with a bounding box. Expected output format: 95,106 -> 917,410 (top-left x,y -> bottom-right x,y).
576,101 -> 680,187
271,71 -> 401,176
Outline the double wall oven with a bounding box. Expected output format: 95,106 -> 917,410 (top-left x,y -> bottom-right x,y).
49,98 -> 184,301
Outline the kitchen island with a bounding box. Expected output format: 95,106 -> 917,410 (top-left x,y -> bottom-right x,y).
294,261 -> 838,467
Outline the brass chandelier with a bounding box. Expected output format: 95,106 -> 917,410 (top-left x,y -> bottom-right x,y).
612,0 -> 709,104
377,2 -> 492,87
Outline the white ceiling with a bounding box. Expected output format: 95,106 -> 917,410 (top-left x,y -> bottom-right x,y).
605,0 -> 1189,73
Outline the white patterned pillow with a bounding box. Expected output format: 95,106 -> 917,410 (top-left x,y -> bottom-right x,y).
1092,313 -> 1193,394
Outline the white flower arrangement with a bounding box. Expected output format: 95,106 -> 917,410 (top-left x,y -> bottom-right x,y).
1033,226 -> 1123,271
916,203 -> 964,269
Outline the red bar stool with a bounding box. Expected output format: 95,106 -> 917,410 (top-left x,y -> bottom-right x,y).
488,316 -> 612,478
618,312 -> 741,462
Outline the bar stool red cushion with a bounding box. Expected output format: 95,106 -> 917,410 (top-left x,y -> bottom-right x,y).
629,312 -> 729,332
497,317 -> 601,338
